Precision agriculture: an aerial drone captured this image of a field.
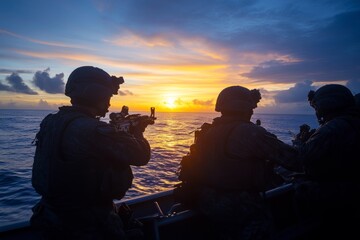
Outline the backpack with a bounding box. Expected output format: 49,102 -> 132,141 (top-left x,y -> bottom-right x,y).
174,122 -> 212,207
32,111 -> 86,197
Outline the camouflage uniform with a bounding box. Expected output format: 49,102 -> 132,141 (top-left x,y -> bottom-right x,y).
176,86 -> 301,239
294,85 -> 360,238
31,105 -> 150,239
30,66 -> 149,239
193,115 -> 299,240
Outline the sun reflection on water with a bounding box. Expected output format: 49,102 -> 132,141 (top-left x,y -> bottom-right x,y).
126,112 -> 217,199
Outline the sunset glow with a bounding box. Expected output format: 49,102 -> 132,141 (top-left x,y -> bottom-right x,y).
0,1 -> 359,114
164,95 -> 177,109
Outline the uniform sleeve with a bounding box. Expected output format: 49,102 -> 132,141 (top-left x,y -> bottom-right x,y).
227,124 -> 302,172
298,125 -> 332,178
266,135 -> 302,172
93,123 -> 151,167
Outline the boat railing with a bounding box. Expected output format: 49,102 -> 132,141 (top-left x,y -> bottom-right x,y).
0,183 -> 296,238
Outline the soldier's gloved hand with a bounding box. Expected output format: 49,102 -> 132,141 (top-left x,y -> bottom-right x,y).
131,117 -> 153,134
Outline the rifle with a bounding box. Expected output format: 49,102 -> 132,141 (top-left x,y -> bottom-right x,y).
109,106 -> 156,133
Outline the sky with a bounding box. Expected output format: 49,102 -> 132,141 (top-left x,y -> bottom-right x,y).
0,0 -> 359,114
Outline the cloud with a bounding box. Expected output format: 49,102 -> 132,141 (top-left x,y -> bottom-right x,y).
0,69 -> 66,95
242,9 -> 360,83
37,99 -> 58,110
0,82 -> 12,91
1,0 -> 359,114
119,90 -> 134,96
0,99 -> 61,110
258,88 -> 272,99
193,98 -> 214,106
0,100 -> 17,109
102,1 -> 359,88
0,29 -> 89,49
104,0 -> 255,36
37,99 -> 51,109
0,69 -> 33,74
274,80 -> 315,103
175,98 -> 185,105
0,73 -> 38,94
32,68 -> 65,94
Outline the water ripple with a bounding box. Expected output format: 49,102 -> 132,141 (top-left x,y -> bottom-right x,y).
0,109 -> 318,226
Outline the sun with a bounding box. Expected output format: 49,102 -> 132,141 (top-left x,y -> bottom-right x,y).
164,96 -> 177,109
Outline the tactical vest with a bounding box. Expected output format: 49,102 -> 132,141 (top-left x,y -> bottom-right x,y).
178,121 -> 269,192
32,109 -> 134,202
32,110 -> 87,199
304,115 -> 360,182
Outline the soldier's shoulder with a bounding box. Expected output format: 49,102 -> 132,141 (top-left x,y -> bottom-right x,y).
324,117 -> 352,130
227,122 -> 262,141
95,122 -> 117,136
234,121 -> 266,133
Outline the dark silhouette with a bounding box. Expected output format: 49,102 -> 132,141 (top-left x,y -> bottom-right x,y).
176,86 -> 300,240
294,84 -> 360,238
30,66 -> 151,239
355,93 -> 360,106
256,119 -> 261,126
292,124 -> 315,147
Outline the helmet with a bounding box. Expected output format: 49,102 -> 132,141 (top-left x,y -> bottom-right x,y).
215,86 -> 261,112
308,84 -> 355,121
65,66 -> 124,106
300,124 -> 310,131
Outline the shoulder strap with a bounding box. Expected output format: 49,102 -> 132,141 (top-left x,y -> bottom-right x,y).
57,113 -> 88,157
223,121 -> 246,159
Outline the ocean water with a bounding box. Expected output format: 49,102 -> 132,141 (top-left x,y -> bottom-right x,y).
0,109 -> 318,227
